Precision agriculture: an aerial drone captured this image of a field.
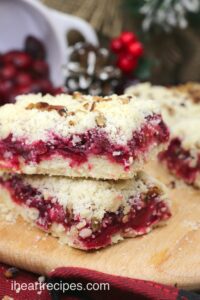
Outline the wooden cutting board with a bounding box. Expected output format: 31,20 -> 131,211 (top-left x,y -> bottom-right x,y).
0,160 -> 200,290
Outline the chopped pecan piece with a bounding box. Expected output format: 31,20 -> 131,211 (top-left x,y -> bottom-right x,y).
90,102 -> 96,111
93,96 -> 104,102
145,186 -> 160,201
95,113 -> 106,127
72,92 -> 84,100
121,98 -> 130,104
26,102 -> 68,116
69,120 -> 76,126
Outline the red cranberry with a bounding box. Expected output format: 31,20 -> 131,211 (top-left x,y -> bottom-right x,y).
49,206 -> 65,223
12,84 -> 33,98
128,42 -> 144,58
120,32 -> 136,46
0,80 -> 13,96
110,38 -> 123,53
52,86 -> 66,95
39,79 -> 53,93
0,54 -> 4,67
117,55 -> 137,73
25,36 -> 46,60
16,72 -> 33,86
3,51 -> 32,69
27,79 -> 52,94
2,50 -> 18,63
32,60 -> 49,78
0,63 -> 17,80
28,80 -> 41,93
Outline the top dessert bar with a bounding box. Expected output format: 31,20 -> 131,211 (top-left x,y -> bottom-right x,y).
0,93 -> 169,179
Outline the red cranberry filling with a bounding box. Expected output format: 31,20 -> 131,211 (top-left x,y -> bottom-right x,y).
0,114 -> 169,171
0,176 -> 68,230
80,199 -> 170,249
159,138 -> 200,184
0,175 -> 171,249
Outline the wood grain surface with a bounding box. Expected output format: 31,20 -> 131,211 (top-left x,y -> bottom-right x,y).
0,160 -> 200,290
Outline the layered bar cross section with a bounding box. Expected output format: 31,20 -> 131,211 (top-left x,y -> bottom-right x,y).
0,93 -> 169,179
0,171 -> 171,250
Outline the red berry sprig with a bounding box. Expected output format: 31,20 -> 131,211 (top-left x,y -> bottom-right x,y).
110,31 -> 144,74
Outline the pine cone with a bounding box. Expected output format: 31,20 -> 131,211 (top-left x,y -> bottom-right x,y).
64,42 -> 122,96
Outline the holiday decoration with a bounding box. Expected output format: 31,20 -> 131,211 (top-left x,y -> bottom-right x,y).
0,36 -> 64,105
64,33 -> 150,95
123,0 -> 200,84
64,42 -> 122,96
125,0 -> 200,32
110,31 -> 144,74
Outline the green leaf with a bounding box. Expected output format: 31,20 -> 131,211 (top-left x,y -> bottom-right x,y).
135,58 -> 153,80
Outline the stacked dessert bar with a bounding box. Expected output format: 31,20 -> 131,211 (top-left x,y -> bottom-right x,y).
126,82 -> 200,188
0,93 -> 171,250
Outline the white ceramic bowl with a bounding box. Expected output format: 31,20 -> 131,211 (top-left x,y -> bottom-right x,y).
0,0 -> 98,86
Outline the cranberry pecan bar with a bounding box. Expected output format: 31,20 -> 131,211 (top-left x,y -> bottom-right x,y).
159,115 -> 200,187
173,82 -> 200,103
0,171 -> 171,250
125,82 -> 194,126
0,93 -> 169,179
126,83 -> 200,186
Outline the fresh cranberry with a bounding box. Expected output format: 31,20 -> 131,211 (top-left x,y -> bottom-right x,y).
120,32 -> 136,46
0,63 -> 17,80
2,50 -> 18,63
0,80 -> 13,96
110,38 -> 123,53
25,35 -> 46,60
9,83 -> 35,103
128,42 -> 144,58
0,54 -> 4,67
12,84 -> 32,96
31,79 -> 53,94
3,51 -> 32,69
25,79 -> 53,94
117,55 -> 137,73
32,60 -> 49,78
16,72 -> 33,86
52,86 -> 66,95
39,79 -> 53,91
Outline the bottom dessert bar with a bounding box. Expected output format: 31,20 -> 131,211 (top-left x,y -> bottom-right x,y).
0,172 -> 171,250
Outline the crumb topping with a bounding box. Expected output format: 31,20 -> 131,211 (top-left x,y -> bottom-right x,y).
174,82 -> 200,103
0,93 -> 160,145
125,82 -> 194,128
